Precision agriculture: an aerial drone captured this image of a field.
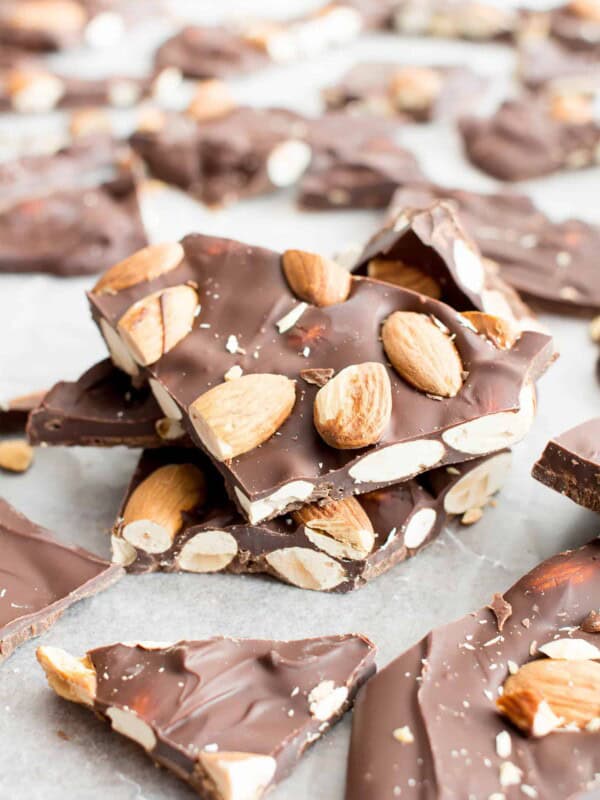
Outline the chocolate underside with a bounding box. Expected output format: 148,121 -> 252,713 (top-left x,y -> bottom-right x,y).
532,418 -> 600,514
387,184 -> 600,313
0,498 -> 122,663
346,539 -> 600,799
89,233 -> 553,519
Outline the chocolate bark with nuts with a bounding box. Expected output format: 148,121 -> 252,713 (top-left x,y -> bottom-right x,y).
393,0 -> 520,41
38,634 -> 375,799
89,234 -> 553,523
1,389 -> 45,434
549,1 -> 600,55
111,447 -> 511,592
532,418 -> 600,514
0,498 -> 122,663
131,106 -> 311,206
388,184 -> 600,314
323,62 -> 485,122
460,95 -> 600,181
346,539 -> 600,800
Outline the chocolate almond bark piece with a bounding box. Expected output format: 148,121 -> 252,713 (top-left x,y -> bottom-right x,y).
532,418 -> 600,514
346,539 -> 600,800
0,499 -> 122,663
549,1 -> 600,55
388,185 -> 600,314
89,235 -> 553,524
393,0 -> 519,41
38,634 -> 376,799
323,62 -> 485,122
460,95 -> 600,181
111,447 -> 512,592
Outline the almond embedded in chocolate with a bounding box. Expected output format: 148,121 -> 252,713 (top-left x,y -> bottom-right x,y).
462,311 -> 520,350
367,258 -> 442,299
389,66 -> 443,112
187,79 -> 237,122
293,497 -> 375,558
282,250 -> 352,307
92,242 -> 184,296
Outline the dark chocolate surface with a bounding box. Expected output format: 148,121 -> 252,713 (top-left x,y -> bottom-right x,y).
90,233 -> 553,521
388,183 -> 600,313
533,418 -> 600,514
0,498 -> 122,663
346,539 -> 600,799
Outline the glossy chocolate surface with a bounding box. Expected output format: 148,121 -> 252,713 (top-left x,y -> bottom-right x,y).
346,539 -> 600,799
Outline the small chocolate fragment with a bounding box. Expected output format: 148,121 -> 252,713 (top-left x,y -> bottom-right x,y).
393,0 -> 519,41
460,95 -> 600,181
487,592 -> 513,632
38,634 -> 376,798
532,418 -> 600,513
581,609 -> 600,633
346,539 -> 600,800
0,499 -> 122,663
0,389 -> 45,434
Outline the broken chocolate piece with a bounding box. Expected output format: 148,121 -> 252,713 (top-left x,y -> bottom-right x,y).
89,234 -> 553,524
111,448 -> 512,591
532,418 -> 600,514
460,95 -> 600,181
393,0 -> 519,41
346,539 -> 600,800
323,62 -> 485,122
388,183 -> 600,314
487,592 -> 513,632
0,499 -> 122,663
0,389 -> 45,434
38,633 -> 375,798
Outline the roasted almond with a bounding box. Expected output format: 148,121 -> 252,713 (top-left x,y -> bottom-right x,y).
550,93 -> 594,125
382,311 -> 464,397
187,79 -> 237,122
497,658 -> 600,736
294,496 -> 375,557
282,250 -> 352,307
461,311 -> 520,350
69,108 -> 112,139
37,646 -> 97,707
367,258 -> 442,299
0,439 -> 34,473
389,66 -> 443,111
121,463 -> 206,553
189,374 -> 296,461
9,1 -> 86,33
117,284 -> 199,366
569,0 -> 600,22
313,362 -> 392,449
92,242 -> 184,296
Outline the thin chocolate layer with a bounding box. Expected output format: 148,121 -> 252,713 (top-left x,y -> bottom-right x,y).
388,184 -> 600,314
40,634 -> 376,799
0,390 -> 45,434
0,498 -> 122,663
346,539 -> 600,799
112,447 -> 511,592
90,234 -> 553,523
460,96 -> 600,181
533,418 -> 600,514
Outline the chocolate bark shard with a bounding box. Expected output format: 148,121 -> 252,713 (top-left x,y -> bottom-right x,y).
89,233 -> 553,523
0,389 -> 46,434
345,539 -> 600,800
38,634 -> 376,798
460,95 -> 600,181
388,183 -> 600,314
532,418 -> 600,514
0,498 -> 122,663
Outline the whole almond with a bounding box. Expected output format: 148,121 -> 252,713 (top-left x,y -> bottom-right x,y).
367,258 -> 442,299
0,439 -> 34,473
282,250 -> 352,307
294,496 -> 375,556
382,311 -> 464,397
189,374 -> 296,461
462,311 -> 520,350
313,362 -> 392,449
497,658 -> 600,735
92,242 -> 184,296
117,284 -> 199,366
187,79 -> 237,122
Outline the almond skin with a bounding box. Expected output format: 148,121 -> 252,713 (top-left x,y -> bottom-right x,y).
294,496 -> 375,556
92,242 -> 184,296
313,362 -> 392,449
282,250 -> 352,307
189,374 -> 296,461
462,311 -> 520,350
382,311 -> 464,397
117,284 -> 199,366
497,658 -> 600,735
367,258 -> 442,299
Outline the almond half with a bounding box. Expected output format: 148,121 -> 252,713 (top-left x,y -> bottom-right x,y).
189,374 -> 296,461
382,311 -> 464,397
282,250 -> 352,307
117,284 -> 199,366
462,311 -> 520,350
120,463 -> 206,554
293,496 -> 375,557
367,258 -> 442,299
92,242 -> 184,296
313,362 -> 392,449
497,658 -> 600,736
